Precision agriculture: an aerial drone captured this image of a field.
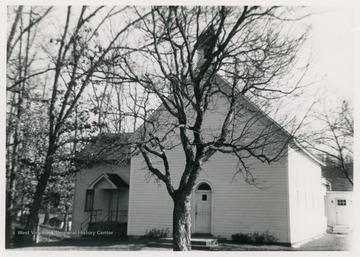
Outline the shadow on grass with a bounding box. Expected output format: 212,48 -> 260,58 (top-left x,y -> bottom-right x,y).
214,243 -> 294,251
12,232 -> 352,251
15,237 -> 150,250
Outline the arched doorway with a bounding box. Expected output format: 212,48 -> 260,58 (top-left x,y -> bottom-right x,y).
194,182 -> 212,234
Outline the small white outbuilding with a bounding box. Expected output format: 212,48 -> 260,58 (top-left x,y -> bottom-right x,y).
322,164 -> 353,233
325,191 -> 353,227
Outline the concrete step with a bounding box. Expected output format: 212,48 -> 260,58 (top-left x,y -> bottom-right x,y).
329,225 -> 352,234
157,237 -> 218,246
147,241 -> 215,250
147,237 -> 218,250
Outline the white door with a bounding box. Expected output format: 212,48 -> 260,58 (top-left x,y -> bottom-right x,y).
335,198 -> 349,225
195,191 -> 211,234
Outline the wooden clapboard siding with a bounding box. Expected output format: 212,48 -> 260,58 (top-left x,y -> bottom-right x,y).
127,87 -> 327,243
199,151 -> 289,241
287,146 -> 327,243
71,164 -> 130,234
127,91 -> 291,241
127,145 -> 186,236
127,144 -> 290,241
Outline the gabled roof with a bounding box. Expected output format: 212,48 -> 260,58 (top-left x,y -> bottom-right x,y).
88,173 -> 129,189
129,71 -> 324,166
106,173 -> 129,188
291,139 -> 326,166
207,73 -> 326,166
322,165 -> 353,191
75,133 -> 132,165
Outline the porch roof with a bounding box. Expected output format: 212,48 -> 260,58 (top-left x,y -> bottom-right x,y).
106,173 -> 129,188
88,173 -> 129,189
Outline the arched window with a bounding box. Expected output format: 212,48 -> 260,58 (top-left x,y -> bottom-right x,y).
197,183 -> 211,191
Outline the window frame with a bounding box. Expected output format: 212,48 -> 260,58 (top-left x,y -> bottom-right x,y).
85,189 -> 94,211
337,199 -> 347,206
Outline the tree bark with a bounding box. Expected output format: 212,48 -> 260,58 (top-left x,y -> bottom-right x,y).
172,191 -> 192,251
6,135 -> 18,248
5,209 -> 14,248
25,147 -> 55,243
43,208 -> 49,224
62,204 -> 69,231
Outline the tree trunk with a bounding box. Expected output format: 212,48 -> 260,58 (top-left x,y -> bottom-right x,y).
43,207 -> 49,224
5,209 -> 13,248
6,89 -> 22,248
6,153 -> 17,248
172,191 -> 192,251
25,149 -> 55,243
62,204 -> 69,231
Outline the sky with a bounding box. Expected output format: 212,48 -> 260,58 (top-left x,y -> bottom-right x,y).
3,3 -> 358,91
2,2 -> 357,99
1,2 -> 358,125
1,1 -> 358,144
304,5 -> 357,102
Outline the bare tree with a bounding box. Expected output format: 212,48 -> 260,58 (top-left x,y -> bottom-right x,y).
113,6 -> 311,251
7,6 -> 150,245
6,6 -> 52,248
25,6 -> 151,239
299,99 -> 353,186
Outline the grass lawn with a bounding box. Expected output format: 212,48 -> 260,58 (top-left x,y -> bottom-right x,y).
215,233 -> 352,251
11,232 -> 352,251
296,233 -> 353,251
